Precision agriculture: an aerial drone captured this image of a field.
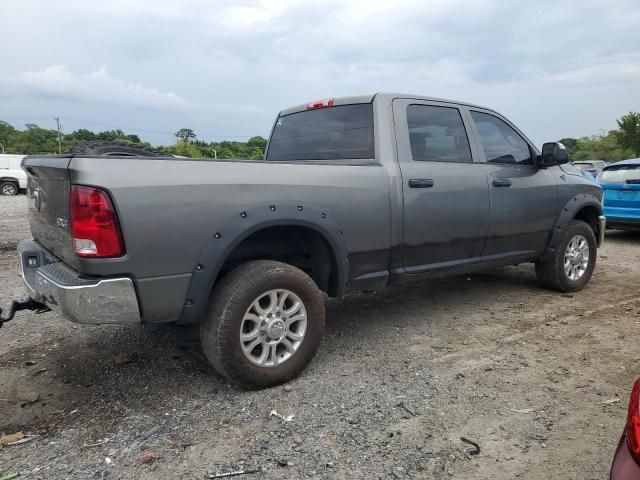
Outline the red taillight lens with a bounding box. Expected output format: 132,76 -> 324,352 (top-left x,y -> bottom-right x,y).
70,185 -> 124,258
307,98 -> 334,110
627,378 -> 640,462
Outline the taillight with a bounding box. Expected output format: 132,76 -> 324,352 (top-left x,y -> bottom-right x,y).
307,98 -> 334,110
627,378 -> 640,463
70,185 -> 124,258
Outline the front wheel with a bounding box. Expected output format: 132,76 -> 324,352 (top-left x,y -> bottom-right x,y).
200,260 -> 325,389
535,219 -> 597,292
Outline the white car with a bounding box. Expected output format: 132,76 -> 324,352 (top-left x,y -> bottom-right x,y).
0,154 -> 27,195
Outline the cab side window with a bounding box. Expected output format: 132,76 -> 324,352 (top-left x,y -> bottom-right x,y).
407,105 -> 472,163
470,111 -> 533,165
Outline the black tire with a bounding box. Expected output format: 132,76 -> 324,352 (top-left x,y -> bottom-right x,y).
70,141 -> 168,157
535,220 -> 597,292
201,260 -> 325,389
0,181 -> 19,196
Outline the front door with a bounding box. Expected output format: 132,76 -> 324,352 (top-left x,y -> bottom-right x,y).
467,109 -> 558,257
393,100 -> 490,272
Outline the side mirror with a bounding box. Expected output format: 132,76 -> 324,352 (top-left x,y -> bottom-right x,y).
539,142 -> 570,167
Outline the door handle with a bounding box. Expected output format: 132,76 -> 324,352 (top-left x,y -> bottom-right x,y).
408,178 -> 434,188
492,178 -> 512,187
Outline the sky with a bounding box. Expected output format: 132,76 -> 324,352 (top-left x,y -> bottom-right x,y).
1,0 -> 639,147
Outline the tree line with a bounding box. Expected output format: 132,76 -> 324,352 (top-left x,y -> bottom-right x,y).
0,122 -> 267,160
558,112 -> 640,161
1,111 -> 638,161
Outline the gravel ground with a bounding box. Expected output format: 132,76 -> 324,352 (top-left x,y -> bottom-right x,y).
1,194 -> 639,479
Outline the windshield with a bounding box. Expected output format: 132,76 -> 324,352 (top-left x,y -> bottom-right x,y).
266,104 -> 375,161
598,164 -> 640,184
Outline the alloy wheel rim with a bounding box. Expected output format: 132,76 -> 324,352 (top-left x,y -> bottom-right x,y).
240,289 -> 307,367
564,234 -> 589,281
2,184 -> 15,195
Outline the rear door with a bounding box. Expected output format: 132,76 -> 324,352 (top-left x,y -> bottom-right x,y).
393,99 -> 490,272
467,109 -> 558,257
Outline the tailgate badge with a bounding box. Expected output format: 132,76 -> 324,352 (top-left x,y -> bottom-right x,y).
56,217 -> 68,228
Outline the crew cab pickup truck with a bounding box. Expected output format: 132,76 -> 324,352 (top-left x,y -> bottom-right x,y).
11,93 -> 605,388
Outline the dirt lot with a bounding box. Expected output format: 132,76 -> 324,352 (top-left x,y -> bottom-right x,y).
1,194 -> 639,479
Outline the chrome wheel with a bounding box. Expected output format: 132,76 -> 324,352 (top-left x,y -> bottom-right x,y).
1,183 -> 17,195
240,289 -> 307,367
564,234 -> 590,281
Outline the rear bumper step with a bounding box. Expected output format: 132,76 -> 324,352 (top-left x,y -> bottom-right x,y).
18,240 -> 141,325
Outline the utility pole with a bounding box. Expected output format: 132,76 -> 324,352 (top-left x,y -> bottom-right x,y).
54,117 -> 62,154
0,142 -> 4,154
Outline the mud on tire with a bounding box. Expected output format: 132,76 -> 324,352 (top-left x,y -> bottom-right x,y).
200,260 -> 325,389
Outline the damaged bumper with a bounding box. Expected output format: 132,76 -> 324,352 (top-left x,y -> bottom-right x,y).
18,240 -> 141,325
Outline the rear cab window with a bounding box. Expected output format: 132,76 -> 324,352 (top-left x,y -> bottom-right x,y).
266,104 -> 375,161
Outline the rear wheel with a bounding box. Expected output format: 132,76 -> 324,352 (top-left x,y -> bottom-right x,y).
200,260 -> 325,389
0,181 -> 19,196
535,220 -> 597,292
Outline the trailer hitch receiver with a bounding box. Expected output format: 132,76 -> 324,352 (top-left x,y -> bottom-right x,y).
0,298 -> 50,328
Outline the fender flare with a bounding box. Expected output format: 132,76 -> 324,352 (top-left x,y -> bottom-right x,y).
540,193 -> 603,261
178,203 -> 349,324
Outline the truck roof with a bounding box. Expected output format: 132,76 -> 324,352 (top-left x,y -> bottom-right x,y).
278,92 -> 500,117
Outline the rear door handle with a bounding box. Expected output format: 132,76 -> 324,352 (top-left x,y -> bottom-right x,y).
492,178 -> 512,187
408,178 -> 434,188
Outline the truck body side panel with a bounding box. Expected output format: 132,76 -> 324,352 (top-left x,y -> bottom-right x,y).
67,157 -> 391,322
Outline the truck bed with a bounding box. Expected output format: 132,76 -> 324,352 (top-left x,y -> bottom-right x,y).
22,155 -> 392,322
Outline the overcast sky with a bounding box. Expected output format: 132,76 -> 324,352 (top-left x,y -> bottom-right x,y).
2,0 -> 639,146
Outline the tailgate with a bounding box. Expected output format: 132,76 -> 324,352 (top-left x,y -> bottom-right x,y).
603,183 -> 640,210
22,156 -> 78,267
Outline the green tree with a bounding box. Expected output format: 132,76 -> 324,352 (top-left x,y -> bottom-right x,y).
572,131 -> 634,162
558,137 -> 578,157
615,112 -> 640,156
175,128 -> 196,143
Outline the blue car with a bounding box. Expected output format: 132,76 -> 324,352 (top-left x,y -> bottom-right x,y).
597,158 -> 640,230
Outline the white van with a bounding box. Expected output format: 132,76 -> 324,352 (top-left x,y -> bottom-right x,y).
0,154 -> 27,195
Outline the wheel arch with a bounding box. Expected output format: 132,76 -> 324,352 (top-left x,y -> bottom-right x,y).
178,204 -> 349,324
540,194 -> 603,261
0,176 -> 20,183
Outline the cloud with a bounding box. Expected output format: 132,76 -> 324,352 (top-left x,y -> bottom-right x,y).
1,0 -> 640,145
6,65 -> 189,110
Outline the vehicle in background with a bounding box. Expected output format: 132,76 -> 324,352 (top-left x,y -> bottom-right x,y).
574,160 -> 607,177
578,168 -> 597,182
598,159 -> 640,230
610,378 -> 640,479
0,154 -> 27,195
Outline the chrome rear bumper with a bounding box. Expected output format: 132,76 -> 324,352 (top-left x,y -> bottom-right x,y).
18,240 -> 141,325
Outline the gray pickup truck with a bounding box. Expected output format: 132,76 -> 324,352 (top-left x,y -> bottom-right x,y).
9,93 -> 605,388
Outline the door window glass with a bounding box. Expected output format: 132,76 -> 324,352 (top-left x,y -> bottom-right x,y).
471,111 -> 533,165
406,105 -> 472,163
